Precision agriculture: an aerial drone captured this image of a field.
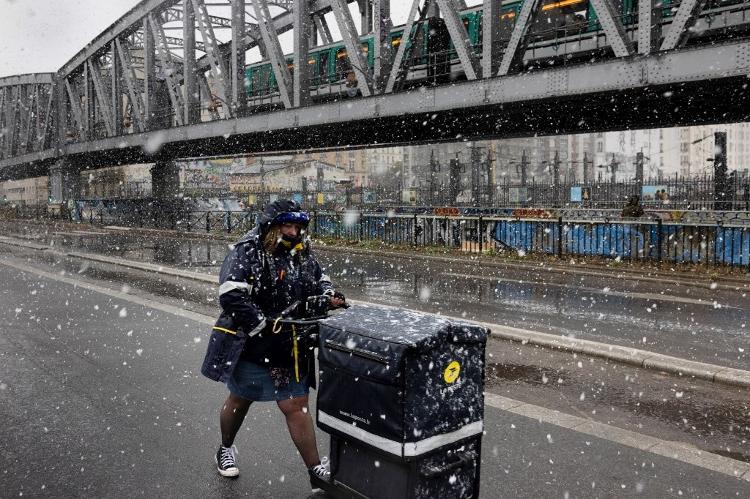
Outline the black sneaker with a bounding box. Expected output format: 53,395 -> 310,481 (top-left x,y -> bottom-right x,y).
215,445 -> 239,478
310,457 -> 330,492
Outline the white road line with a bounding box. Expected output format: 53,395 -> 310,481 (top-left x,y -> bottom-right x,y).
0,257 -> 214,326
2,255 -> 749,481
484,393 -> 750,482
443,272 -> 737,309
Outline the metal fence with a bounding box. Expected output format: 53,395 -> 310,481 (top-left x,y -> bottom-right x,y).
10,203 -> 747,269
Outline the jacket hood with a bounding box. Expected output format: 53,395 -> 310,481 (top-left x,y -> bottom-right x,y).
257,199 -> 307,236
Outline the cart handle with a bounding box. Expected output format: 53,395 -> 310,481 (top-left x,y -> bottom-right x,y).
420,450 -> 477,479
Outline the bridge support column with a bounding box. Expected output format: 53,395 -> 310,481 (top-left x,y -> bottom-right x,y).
150,160 -> 180,200
48,159 -> 81,203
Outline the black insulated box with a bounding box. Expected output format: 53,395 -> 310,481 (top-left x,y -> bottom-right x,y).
316,304 -> 488,499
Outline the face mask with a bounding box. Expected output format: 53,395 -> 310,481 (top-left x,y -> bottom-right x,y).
280,233 -> 303,248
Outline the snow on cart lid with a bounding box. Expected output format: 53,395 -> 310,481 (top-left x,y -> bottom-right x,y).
321,304 -> 488,348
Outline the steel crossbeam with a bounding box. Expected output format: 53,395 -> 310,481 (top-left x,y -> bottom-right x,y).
372,0 -> 392,92
115,38 -> 147,133
436,0 -> 480,80
148,12 -> 186,126
64,79 -> 85,139
589,0 -> 633,57
293,0 -> 311,107
660,0 -> 707,51
253,0 -> 294,108
88,59 -> 116,136
330,0 -> 372,96
385,0 -> 424,94
191,0 -> 232,118
498,0 -> 541,76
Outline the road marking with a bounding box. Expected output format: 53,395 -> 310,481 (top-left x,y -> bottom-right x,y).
443,272 -> 738,309
484,393 -> 750,482
2,255 -> 749,480
0,257 -> 214,326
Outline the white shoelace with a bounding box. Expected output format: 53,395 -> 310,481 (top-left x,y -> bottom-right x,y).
219,446 -> 236,468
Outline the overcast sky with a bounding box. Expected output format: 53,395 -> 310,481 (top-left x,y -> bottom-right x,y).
0,0 -> 460,78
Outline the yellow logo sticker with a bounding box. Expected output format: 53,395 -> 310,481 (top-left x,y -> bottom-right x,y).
443,361 -> 461,384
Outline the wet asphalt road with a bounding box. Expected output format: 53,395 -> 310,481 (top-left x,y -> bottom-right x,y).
3,221 -> 748,370
1,255 -> 749,498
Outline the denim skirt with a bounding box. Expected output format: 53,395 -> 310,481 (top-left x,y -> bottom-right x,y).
227,359 -> 310,402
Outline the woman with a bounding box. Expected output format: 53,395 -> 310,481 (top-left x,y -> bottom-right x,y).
201,199 -> 345,486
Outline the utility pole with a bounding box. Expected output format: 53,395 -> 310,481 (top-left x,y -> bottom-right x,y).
520,149 -> 528,187
552,151 -> 561,207
608,154 -> 620,183
471,144 -> 482,206
635,150 -> 645,196
316,161 -> 323,192
714,131 -> 728,210
485,150 -> 495,206
582,152 -> 592,185
428,150 -> 440,205
448,153 -> 462,205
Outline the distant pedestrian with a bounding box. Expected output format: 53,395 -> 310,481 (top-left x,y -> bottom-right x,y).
201,199 -> 346,488
660,189 -> 669,205
343,70 -> 361,98
621,195 -> 645,218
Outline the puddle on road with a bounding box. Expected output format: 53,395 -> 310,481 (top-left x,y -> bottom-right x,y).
487,360 -> 750,463
487,362 -> 566,386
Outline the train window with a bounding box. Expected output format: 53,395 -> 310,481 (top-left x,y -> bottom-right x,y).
532,0 -> 589,36
251,66 -> 267,95
499,10 -> 517,40
319,51 -> 329,84
257,66 -> 271,94
335,48 -> 350,79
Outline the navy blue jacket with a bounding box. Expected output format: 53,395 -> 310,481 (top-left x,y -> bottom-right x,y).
201,226 -> 333,382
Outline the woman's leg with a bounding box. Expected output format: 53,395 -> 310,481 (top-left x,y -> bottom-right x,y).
220,393 -> 252,447
277,395 -> 320,468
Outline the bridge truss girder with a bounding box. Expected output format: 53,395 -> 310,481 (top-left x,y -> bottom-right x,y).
0,0 -> 748,173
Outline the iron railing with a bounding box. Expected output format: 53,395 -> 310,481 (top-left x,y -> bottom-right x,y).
7,205 -> 749,268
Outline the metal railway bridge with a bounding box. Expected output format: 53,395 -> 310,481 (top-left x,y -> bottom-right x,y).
1,0 -> 750,202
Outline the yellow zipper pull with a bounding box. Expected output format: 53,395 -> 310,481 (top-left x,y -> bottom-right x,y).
292,325 -> 300,382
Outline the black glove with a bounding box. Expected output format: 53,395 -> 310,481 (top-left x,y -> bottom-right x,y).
332,291 -> 349,308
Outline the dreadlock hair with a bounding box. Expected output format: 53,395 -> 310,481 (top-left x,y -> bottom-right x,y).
263,225 -> 283,253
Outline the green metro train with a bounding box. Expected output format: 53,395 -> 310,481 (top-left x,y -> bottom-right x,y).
245,0 -> 743,100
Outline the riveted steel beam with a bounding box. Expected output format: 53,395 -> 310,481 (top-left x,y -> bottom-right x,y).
589,0 -> 633,58
253,0 -> 294,108
437,0 -> 480,80
191,0 -> 232,118
115,38 -> 147,133
143,16 -> 157,129
110,42 -> 123,137
313,13 -> 333,44
482,0 -> 499,78
293,0 -> 311,107
20,86 -> 36,155
184,0 -> 200,124
638,0 -> 661,56
231,0 -> 248,114
148,12 -> 185,126
385,0 -> 424,94
88,59 -> 115,136
660,0 -> 707,51
498,0 -> 541,76
330,0 -> 372,96
64,79 -> 85,139
372,0 -> 393,92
